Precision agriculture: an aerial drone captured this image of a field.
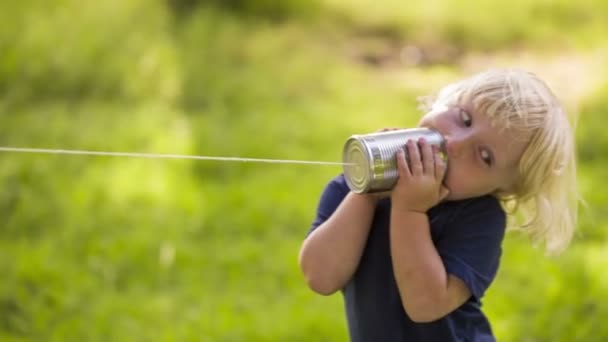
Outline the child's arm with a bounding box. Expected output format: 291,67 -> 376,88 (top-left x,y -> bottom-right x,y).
298,192 -> 377,295
390,210 -> 470,322
389,139 -> 469,322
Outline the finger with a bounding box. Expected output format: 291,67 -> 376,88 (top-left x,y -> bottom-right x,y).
407,140 -> 423,176
396,148 -> 411,178
419,138 -> 434,174
433,145 -> 447,181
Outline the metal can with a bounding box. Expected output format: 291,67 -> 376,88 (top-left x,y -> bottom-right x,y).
342,128 -> 446,193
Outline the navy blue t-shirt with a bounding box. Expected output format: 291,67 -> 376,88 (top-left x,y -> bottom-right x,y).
308,174 -> 506,342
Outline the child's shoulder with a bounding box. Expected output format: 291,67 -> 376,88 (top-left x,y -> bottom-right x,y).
323,173 -> 350,194
434,195 -> 506,225
450,195 -> 503,212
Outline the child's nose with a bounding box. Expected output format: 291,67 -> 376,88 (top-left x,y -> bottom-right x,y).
445,135 -> 469,159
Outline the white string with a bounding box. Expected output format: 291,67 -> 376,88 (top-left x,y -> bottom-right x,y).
0,147 -> 351,166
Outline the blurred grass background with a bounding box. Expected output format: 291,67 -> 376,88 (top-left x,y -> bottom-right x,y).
1,0 -> 607,341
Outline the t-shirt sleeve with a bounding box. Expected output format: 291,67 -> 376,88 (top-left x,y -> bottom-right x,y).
307,174 -> 350,236
436,197 -> 506,301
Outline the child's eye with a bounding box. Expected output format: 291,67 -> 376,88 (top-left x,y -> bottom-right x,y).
480,149 -> 493,167
460,109 -> 472,127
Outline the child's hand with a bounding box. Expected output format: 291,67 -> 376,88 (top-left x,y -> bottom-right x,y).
390,138 -> 449,213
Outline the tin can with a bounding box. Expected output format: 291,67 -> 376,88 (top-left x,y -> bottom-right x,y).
342,128 -> 446,193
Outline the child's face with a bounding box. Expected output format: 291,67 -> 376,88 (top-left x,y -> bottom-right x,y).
418,104 -> 529,200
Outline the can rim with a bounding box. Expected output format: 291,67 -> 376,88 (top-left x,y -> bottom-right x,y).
342,136 -> 373,193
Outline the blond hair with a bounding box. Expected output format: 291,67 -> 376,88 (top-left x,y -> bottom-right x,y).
421,68 -> 578,254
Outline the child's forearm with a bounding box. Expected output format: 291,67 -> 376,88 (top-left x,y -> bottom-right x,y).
390,210 -> 469,322
299,192 -> 377,295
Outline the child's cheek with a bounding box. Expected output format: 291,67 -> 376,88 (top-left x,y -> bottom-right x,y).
442,170 -> 457,194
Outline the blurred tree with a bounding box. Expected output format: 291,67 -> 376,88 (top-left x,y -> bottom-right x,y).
166,0 -> 321,20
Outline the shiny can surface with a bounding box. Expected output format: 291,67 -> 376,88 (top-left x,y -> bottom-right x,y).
342,128 -> 446,193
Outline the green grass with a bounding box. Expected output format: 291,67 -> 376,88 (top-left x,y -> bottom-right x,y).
1,0 -> 608,341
